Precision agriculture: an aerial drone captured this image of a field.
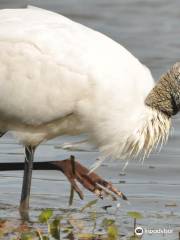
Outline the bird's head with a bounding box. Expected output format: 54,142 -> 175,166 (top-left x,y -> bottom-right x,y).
145,62 -> 180,117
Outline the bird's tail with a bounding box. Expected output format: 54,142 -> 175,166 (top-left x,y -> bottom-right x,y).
99,106 -> 171,161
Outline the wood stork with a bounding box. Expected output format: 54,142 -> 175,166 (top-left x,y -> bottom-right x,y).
0,6 -> 179,215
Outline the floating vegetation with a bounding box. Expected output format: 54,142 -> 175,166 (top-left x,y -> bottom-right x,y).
0,201 -> 144,240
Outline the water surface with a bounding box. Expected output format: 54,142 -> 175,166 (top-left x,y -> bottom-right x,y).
0,1 -> 180,239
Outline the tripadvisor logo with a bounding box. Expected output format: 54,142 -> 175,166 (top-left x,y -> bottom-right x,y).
135,226 -> 173,236
135,226 -> 144,236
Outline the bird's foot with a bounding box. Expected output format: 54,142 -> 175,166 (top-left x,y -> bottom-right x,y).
51,156 -> 127,201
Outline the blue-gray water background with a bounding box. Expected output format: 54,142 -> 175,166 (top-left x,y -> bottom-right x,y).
0,1 -> 180,239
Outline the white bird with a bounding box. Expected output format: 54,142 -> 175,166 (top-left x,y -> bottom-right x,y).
0,6 -> 179,216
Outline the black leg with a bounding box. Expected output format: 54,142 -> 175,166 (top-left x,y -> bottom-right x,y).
0,156 -> 127,218
0,161 -> 57,171
0,132 -> 6,138
0,161 -> 56,171
19,146 -> 36,217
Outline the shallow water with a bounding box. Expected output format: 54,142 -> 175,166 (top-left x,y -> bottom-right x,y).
0,1 -> 180,239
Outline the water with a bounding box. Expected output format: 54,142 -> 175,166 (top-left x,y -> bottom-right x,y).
0,1 -> 180,239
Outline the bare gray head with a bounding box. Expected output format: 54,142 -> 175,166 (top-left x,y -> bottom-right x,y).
145,62 -> 180,117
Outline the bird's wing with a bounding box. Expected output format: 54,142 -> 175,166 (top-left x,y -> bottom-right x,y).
0,8 -> 154,129
0,8 -> 91,125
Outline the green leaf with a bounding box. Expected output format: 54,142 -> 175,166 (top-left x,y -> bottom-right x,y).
127,211 -> 143,219
62,225 -> 73,234
38,209 -> 53,223
80,199 -> 98,212
78,233 -> 98,239
102,218 -> 115,228
128,236 -> 140,240
50,218 -> 61,240
21,232 -> 36,240
90,211 -> 97,221
107,225 -> 119,240
42,236 -> 49,240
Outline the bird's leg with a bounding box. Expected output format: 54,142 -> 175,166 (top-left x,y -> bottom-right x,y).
19,145 -> 36,218
49,156 -> 127,201
0,156 -> 127,204
0,132 -> 6,137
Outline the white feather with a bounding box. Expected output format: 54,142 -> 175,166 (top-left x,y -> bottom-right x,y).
0,8 -> 170,160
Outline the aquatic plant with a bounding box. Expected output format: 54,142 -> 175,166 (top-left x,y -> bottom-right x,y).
0,202 -> 146,240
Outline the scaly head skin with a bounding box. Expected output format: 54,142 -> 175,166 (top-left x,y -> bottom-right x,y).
145,62 -> 180,117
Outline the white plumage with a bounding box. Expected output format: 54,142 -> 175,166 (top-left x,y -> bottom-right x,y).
0,7 -> 168,161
